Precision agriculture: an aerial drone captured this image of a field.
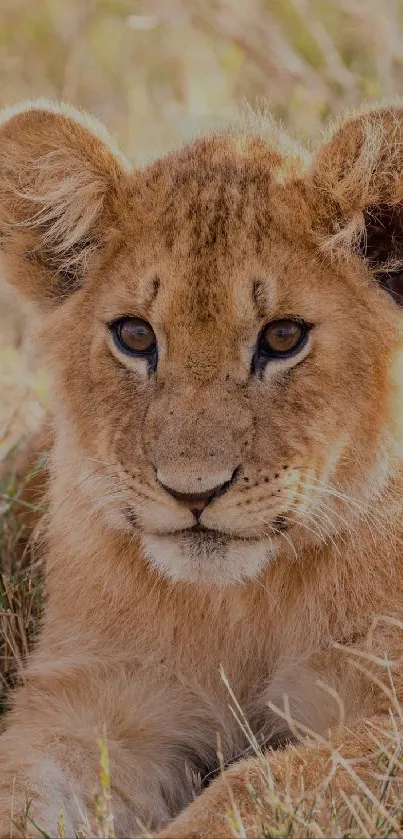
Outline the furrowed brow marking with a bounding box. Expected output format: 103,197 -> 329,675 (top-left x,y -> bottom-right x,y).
252,279 -> 267,318
136,275 -> 160,310
151,276 -> 160,301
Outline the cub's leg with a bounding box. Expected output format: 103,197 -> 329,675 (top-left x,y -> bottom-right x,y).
158,642 -> 403,837
157,720 -> 389,839
0,671 -> 199,838
0,730 -> 156,838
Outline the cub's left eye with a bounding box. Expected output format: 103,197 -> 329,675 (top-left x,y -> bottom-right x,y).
258,319 -> 308,359
110,317 -> 157,357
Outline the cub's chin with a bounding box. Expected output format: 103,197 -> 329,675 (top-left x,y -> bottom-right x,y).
141,529 -> 273,585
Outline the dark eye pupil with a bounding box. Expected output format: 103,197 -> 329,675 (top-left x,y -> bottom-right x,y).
260,320 -> 305,355
114,318 -> 156,354
122,323 -> 151,350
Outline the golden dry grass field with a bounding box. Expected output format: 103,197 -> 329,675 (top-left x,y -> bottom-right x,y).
3,2 -> 403,835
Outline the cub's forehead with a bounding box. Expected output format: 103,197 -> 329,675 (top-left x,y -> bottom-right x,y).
99,132 -> 321,324
131,133 -> 310,258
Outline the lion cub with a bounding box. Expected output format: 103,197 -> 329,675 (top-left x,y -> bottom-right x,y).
1,100 -> 403,838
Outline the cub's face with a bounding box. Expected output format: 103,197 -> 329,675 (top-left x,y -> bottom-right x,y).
44,138 -> 399,584
1,105 -> 402,584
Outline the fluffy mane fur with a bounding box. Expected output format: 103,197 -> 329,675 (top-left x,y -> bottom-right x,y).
1,99 -> 403,837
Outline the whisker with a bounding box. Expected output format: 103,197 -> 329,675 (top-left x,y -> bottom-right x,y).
296,488 -> 355,537
298,480 -> 394,533
83,457 -> 165,505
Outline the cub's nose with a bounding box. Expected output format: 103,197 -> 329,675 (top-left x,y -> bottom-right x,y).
160,486 -> 216,520
157,468 -> 239,519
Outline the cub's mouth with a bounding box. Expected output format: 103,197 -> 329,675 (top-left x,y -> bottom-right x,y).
182,522 -> 279,542
121,496 -> 294,584
140,524 -> 276,585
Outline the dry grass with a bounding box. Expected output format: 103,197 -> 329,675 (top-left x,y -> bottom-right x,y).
0,448 -> 44,719
2,1 -> 403,836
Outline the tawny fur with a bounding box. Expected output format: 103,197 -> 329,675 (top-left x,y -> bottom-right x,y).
1,100 -> 403,837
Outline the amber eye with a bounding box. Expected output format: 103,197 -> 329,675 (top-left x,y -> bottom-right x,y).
258,319 -> 307,358
111,317 -> 157,357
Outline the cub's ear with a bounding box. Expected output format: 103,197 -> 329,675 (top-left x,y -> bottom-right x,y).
311,105 -> 403,304
0,100 -> 130,309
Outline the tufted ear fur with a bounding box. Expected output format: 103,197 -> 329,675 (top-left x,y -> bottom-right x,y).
0,100 -> 130,309
311,104 -> 403,304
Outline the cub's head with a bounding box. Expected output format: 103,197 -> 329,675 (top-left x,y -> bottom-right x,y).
1,100 -> 403,584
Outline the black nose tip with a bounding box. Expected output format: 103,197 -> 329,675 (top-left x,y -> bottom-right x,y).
159,485 -> 220,516
158,468 -> 240,517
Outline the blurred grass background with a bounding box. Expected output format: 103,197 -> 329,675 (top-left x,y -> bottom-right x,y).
3,0 -> 403,449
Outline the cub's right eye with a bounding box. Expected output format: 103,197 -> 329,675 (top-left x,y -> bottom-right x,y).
109,317 -> 157,358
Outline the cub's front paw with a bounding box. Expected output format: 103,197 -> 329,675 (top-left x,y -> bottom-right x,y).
156,757 -> 269,839
156,743 -> 362,839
